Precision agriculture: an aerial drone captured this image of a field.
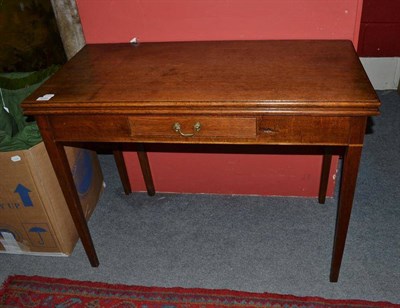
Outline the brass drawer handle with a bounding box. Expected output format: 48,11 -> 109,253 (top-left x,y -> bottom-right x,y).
173,122 -> 201,137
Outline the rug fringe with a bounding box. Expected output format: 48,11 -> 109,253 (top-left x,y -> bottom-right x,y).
1,275 -> 399,307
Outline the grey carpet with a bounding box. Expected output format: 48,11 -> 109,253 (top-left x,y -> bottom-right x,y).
1,90 -> 399,303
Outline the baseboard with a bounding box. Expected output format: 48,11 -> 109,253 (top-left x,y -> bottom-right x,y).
398,73 -> 400,94
360,57 -> 400,90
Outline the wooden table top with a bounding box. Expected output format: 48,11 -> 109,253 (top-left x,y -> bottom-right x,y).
23,40 -> 379,116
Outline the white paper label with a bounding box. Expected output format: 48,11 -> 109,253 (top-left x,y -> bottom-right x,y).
36,94 -> 55,101
11,155 -> 21,162
0,232 -> 22,252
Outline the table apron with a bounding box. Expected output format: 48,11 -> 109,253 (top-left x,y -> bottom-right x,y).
45,114 -> 366,146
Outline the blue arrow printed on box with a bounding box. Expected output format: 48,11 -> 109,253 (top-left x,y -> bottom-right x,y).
14,184 -> 33,207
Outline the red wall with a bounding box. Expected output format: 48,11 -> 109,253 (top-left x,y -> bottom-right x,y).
76,0 -> 363,197
77,0 -> 363,45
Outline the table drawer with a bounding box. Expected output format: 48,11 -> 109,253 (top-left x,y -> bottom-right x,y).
129,116 -> 257,139
257,116 -> 351,144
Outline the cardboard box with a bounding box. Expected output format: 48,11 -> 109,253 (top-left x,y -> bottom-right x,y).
0,142 -> 103,256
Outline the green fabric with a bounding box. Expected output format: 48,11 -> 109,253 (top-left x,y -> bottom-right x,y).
0,123 -> 42,152
0,106 -> 19,136
0,67 -> 58,151
0,65 -> 59,90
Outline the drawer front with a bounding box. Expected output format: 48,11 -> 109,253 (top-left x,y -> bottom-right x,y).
257,116 -> 351,144
129,116 -> 257,139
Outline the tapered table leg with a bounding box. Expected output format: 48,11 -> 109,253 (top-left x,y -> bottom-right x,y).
137,144 -> 155,196
319,153 -> 332,204
330,145 -> 363,282
36,116 -> 99,267
113,149 -> 132,195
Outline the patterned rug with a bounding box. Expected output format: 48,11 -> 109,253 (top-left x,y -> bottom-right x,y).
1,275 -> 399,307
